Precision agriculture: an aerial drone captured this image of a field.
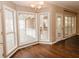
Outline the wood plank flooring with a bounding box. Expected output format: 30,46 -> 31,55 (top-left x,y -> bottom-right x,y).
11,35 -> 79,58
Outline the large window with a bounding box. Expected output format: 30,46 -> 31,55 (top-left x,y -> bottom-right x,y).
3,6 -> 17,55
64,15 -> 76,38
18,12 -> 37,45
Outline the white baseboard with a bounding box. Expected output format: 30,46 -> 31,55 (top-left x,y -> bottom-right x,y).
52,40 -> 61,44
39,39 -> 64,45
7,41 -> 38,58
7,47 -> 18,58
63,34 -> 76,40
39,41 -> 53,45
18,42 -> 38,49
52,34 -> 77,45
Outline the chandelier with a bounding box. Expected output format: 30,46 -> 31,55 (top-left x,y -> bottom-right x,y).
30,1 -> 44,10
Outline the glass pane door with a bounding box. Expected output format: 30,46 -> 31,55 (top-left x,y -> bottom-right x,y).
56,15 -> 63,40
3,6 -> 17,55
39,12 -> 49,41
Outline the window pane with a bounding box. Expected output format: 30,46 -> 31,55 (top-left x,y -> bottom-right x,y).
26,14 -> 36,39
18,14 -> 26,45
18,13 -> 37,45
56,16 -> 62,38
6,34 -> 15,54
4,9 -> 14,33
64,15 -> 76,38
65,16 -> 68,37
3,7 -> 17,55
56,16 -> 61,33
68,16 -> 72,35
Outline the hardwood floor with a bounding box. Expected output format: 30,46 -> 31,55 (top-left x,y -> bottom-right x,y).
11,35 -> 79,58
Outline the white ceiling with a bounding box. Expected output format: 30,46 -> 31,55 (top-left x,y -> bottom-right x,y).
13,1 -> 38,6
13,1 -> 79,13
50,1 -> 79,13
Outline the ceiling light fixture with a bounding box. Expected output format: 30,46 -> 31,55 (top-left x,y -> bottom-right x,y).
30,1 -> 44,10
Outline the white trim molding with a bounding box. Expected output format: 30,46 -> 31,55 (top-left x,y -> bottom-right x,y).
39,41 -> 53,45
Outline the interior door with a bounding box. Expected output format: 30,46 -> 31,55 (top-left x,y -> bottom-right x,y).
39,12 -> 49,42
56,13 -> 63,41
18,12 -> 37,45
3,5 -> 17,56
